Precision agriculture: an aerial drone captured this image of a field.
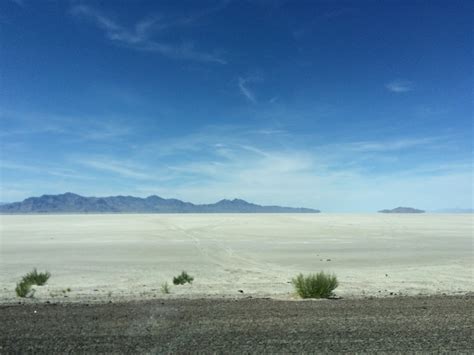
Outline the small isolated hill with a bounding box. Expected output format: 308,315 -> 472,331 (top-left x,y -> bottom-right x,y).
378,207 -> 425,214
0,193 -> 320,214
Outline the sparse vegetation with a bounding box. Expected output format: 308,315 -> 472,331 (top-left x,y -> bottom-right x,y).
15,281 -> 32,298
292,271 -> 338,299
22,268 -> 51,286
161,282 -> 171,294
15,268 -> 51,298
173,271 -> 194,285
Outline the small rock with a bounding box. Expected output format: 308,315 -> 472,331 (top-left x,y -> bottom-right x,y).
238,290 -> 244,293
326,259 -> 331,262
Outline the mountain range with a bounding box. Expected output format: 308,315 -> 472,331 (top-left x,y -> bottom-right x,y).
0,193 -> 320,214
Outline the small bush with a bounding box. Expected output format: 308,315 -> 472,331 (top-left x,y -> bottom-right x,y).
22,268 -> 50,286
292,272 -> 338,299
161,282 -> 170,294
173,271 -> 194,285
15,281 -> 32,298
15,268 -> 51,298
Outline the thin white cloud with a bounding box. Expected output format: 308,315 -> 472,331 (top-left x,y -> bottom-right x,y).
0,161 -> 94,180
347,137 -> 440,152
70,5 -> 226,64
78,122 -> 131,141
385,79 -> 413,93
78,158 -> 153,180
0,125 -> 65,137
238,77 -> 257,103
0,109 -> 132,142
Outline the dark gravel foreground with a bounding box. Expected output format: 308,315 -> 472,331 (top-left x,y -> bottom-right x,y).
0,296 -> 472,353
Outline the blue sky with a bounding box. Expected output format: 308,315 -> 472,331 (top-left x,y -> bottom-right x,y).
0,0 -> 472,212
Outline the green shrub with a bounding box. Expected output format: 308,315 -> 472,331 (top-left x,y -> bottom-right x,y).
173,271 -> 194,285
292,272 -> 338,299
15,281 -> 32,298
161,282 -> 171,294
15,268 -> 51,298
22,268 -> 50,286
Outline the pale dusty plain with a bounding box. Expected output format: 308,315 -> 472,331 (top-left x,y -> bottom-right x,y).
0,214 -> 472,302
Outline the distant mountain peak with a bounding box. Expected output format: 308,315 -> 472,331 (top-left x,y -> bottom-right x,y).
232,198 -> 249,203
0,193 -> 320,214
215,198 -> 252,205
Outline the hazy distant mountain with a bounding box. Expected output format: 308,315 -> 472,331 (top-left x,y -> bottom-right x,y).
378,207 -> 425,214
0,193 -> 320,214
432,208 -> 473,213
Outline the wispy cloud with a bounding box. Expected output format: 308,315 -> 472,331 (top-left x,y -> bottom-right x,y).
346,137 -> 440,152
70,5 -> 226,64
385,79 -> 413,93
0,160 -> 94,180
78,122 -> 131,141
238,76 -> 262,103
0,108 -> 133,142
238,77 -> 256,103
77,157 -> 154,180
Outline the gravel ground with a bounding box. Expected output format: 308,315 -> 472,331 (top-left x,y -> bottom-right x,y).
0,295 -> 472,353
